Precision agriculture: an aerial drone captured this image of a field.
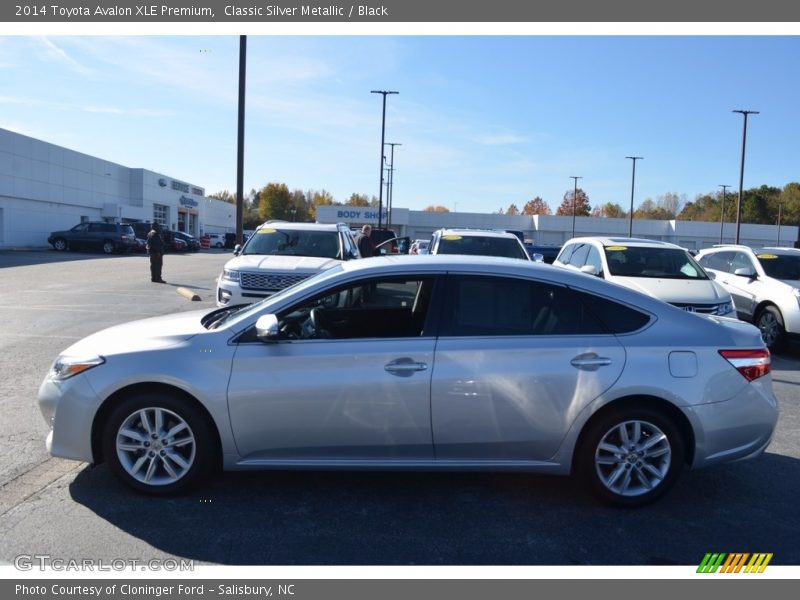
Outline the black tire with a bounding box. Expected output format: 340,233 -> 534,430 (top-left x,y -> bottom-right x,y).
577,407 -> 684,507
101,392 -> 217,495
101,240 -> 116,255
755,305 -> 786,352
53,238 -> 68,251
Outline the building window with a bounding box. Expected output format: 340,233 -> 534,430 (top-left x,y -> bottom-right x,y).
153,204 -> 168,227
80,215 -> 90,223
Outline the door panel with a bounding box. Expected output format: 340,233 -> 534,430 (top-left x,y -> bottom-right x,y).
228,338 -> 435,461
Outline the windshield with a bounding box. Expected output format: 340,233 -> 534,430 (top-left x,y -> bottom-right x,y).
207,264 -> 347,330
243,228 -> 341,259
436,235 -> 529,260
604,246 -> 708,279
756,252 -> 800,280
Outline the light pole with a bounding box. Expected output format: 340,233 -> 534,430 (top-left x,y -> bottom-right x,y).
236,35 -> 246,246
718,184 -> 731,244
371,90 -> 398,230
625,156 -> 643,237
733,109 -> 759,245
385,142 -> 401,229
569,176 -> 582,238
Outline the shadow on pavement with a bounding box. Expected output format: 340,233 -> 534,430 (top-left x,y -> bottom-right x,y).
70,452 -> 800,565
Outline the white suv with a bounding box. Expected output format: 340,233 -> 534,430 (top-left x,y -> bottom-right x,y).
216,221 -> 360,306
554,237 -> 735,317
695,245 -> 800,350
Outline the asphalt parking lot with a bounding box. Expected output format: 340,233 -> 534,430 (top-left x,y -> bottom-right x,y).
0,249 -> 798,566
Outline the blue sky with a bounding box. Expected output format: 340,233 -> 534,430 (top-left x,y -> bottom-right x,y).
1,34 -> 799,214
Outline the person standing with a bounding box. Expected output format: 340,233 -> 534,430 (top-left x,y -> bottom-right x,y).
146,222 -> 166,283
355,224 -> 373,258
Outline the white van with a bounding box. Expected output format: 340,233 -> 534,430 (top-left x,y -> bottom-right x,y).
554,237 -> 735,317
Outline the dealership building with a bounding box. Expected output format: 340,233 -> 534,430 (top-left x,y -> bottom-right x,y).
0,127 -> 235,249
2,126 -> 796,251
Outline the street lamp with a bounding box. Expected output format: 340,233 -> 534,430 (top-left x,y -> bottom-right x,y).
569,176 -> 582,238
385,142 -> 401,229
718,184 -> 730,244
371,90 -> 399,229
733,109 -> 759,245
625,156 -> 643,237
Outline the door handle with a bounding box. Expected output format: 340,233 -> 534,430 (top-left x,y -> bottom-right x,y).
570,354 -> 612,370
385,358 -> 428,376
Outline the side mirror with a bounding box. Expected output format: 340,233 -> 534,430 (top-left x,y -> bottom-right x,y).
532,253 -> 544,263
255,314 -> 280,341
233,244 -> 242,256
580,264 -> 599,276
733,267 -> 756,279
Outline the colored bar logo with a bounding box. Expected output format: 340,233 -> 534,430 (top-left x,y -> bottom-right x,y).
697,553 -> 773,573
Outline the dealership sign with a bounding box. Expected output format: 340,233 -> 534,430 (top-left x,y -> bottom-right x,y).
179,196 -> 199,208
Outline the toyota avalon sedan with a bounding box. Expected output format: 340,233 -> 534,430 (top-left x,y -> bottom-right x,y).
38,255 -> 778,507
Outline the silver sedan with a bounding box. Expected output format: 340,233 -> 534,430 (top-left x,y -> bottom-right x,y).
38,255 -> 778,507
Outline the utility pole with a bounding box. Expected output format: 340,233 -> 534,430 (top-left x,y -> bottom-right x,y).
370,90 -> 398,229
733,109 -> 759,244
719,184 -> 730,244
236,35 -> 247,245
385,142 -> 401,229
625,156 -> 643,237
569,176 -> 582,238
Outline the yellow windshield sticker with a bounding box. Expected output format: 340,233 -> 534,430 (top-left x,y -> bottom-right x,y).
757,254 -> 778,259
605,245 -> 628,251
257,228 -> 277,234
442,235 -> 462,241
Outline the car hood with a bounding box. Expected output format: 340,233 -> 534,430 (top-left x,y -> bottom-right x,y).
611,276 -> 730,303
57,309 -> 209,358
226,254 -> 340,272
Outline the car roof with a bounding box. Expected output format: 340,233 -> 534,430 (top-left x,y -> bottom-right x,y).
256,221 -> 343,231
563,236 -> 683,249
698,245 -> 800,256
435,228 -> 521,240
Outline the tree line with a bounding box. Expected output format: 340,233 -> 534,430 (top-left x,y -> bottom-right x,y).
210,181 -> 800,229
496,182 -> 800,226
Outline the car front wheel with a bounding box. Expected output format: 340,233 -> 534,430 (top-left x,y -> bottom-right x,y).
756,305 -> 785,352
578,407 -> 684,507
53,238 -> 68,251
101,240 -> 116,254
102,393 -> 216,495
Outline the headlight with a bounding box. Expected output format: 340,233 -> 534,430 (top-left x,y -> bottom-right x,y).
221,268 -> 240,283
49,355 -> 105,381
716,301 -> 735,316
792,288 -> 800,309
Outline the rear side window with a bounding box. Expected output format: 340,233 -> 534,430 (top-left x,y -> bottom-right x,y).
439,276 -> 608,336
579,292 -> 651,334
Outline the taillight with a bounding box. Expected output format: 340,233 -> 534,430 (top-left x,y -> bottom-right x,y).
719,349 -> 771,381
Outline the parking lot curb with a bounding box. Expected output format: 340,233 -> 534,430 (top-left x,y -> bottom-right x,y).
176,287 -> 202,302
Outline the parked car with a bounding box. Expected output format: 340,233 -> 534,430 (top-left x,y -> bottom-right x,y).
554,237 -> 735,317
47,222 -> 136,255
525,244 -> 562,264
205,233 -> 226,249
410,239 -> 430,255
170,231 -> 201,252
216,221 -> 360,306
428,228 -> 531,261
38,255 -> 777,506
695,245 -> 800,350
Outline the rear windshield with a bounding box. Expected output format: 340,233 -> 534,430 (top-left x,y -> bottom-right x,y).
604,246 -> 707,279
437,235 -> 529,260
243,228 -> 341,259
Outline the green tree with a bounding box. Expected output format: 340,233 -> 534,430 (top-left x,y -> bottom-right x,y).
591,202 -> 627,218
345,193 -> 371,207
423,205 -> 450,212
208,190 -> 236,204
258,182 -> 292,221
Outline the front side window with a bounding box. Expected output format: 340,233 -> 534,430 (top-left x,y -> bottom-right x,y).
698,251 -> 734,273
275,276 -> 436,340
731,252 -> 756,274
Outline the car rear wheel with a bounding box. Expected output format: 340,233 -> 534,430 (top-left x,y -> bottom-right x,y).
756,305 -> 786,352
101,240 -> 116,254
102,393 -> 216,495
53,238 -> 68,251
578,407 -> 684,507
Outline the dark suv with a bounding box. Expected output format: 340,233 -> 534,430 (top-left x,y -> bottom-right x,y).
48,222 -> 136,254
